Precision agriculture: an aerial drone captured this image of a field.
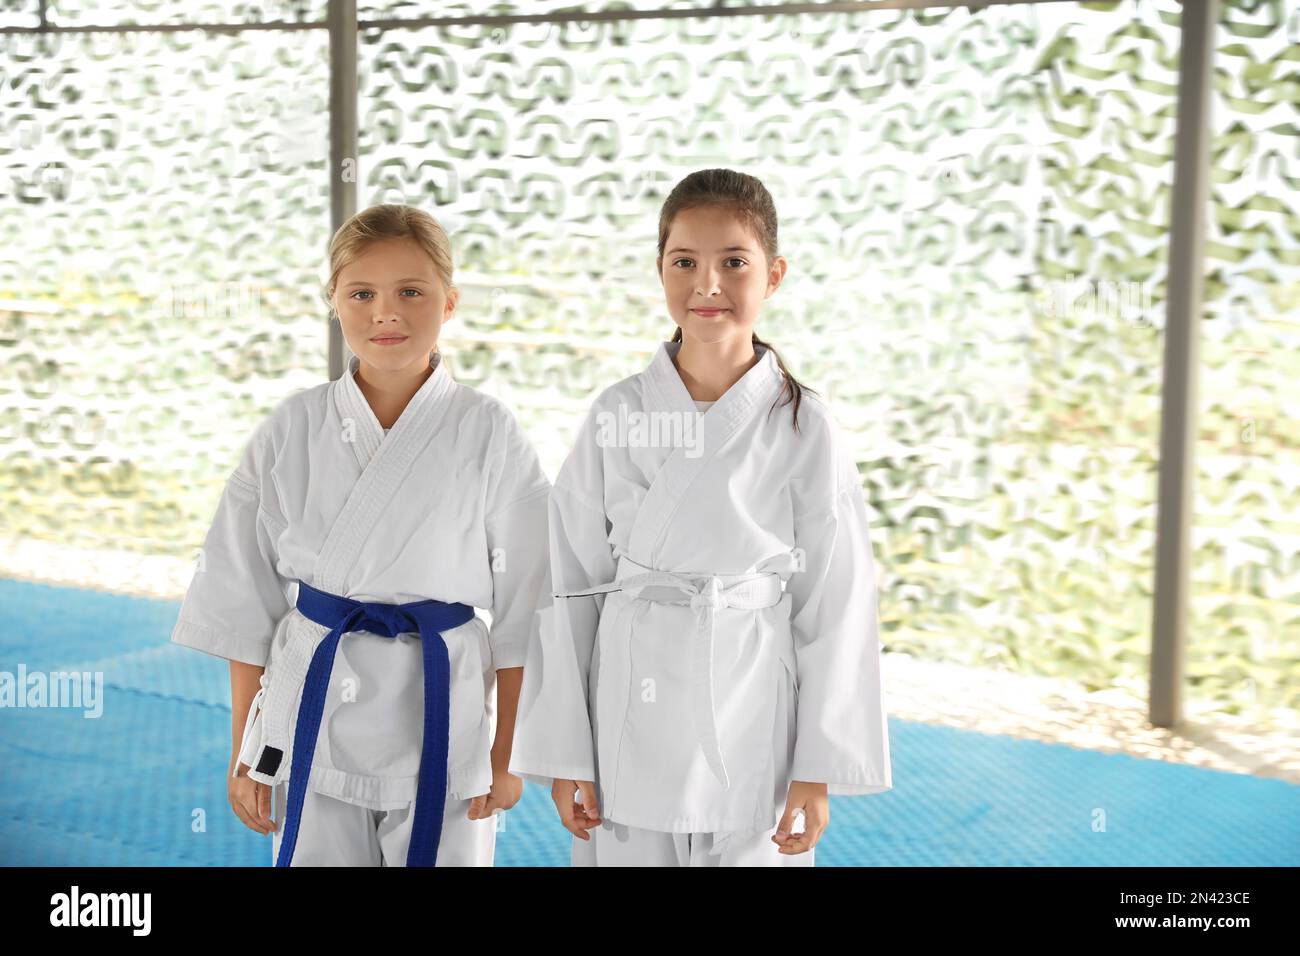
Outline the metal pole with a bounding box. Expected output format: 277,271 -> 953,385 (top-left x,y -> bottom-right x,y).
327,0 -> 357,382
1150,0 -> 1217,728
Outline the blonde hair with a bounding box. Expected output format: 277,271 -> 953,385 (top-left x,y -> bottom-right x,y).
322,203 -> 455,312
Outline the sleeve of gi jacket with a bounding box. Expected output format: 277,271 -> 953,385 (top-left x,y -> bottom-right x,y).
785,419 -> 893,797
509,406 -> 615,787
170,417 -> 291,669
483,411 -> 552,671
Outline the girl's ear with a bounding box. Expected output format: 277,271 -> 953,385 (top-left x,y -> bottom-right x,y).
765,256 -> 788,297
444,286 -> 460,321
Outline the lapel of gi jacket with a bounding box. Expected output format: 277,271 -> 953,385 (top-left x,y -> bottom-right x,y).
319,352 -> 455,594
628,340 -> 784,566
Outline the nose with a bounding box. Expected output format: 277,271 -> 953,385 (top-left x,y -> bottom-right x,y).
370,291 -> 402,321
695,265 -> 721,296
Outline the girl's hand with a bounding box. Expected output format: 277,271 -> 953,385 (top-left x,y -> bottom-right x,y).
468,766 -> 523,820
229,762 -> 276,836
551,779 -> 601,840
772,780 -> 828,855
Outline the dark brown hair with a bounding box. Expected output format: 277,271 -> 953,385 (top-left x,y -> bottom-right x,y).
656,168 -> 814,431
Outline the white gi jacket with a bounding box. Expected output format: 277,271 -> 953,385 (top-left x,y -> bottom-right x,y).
511,342 -> 892,835
172,353 -> 550,809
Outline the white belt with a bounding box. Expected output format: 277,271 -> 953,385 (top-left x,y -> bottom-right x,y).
555,554 -> 787,791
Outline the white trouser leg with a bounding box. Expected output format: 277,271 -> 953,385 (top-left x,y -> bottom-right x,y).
572,819 -> 815,867
374,792 -> 498,867
691,824 -> 815,867
270,782 -> 380,866
271,783 -> 497,867
572,820 -> 688,866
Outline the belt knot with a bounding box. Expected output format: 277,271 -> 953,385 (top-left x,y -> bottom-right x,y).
689,576 -> 726,612
355,602 -> 414,638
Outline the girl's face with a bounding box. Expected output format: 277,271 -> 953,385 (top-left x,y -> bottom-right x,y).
332,237 -> 457,375
658,205 -> 787,347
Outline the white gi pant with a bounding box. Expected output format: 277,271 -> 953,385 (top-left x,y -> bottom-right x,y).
572,820 -> 814,867
270,782 -> 497,867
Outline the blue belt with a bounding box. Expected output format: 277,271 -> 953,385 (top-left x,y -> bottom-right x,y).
276,581 -> 477,868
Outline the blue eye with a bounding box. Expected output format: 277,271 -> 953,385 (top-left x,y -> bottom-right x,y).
349,288 -> 422,300
673,258 -> 694,268
725,257 -> 746,268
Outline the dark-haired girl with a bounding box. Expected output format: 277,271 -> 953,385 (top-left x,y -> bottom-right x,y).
512,169 -> 892,866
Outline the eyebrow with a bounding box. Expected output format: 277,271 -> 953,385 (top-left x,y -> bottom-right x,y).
665,246 -> 755,255
343,277 -> 433,287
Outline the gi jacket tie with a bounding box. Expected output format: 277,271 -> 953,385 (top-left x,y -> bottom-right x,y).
273,581 -> 475,867
555,554 -> 786,791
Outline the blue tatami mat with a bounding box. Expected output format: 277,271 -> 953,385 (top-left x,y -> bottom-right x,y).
2,577 -> 1297,866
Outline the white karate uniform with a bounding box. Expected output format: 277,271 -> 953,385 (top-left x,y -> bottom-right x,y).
172,353 -> 550,866
511,341 -> 892,866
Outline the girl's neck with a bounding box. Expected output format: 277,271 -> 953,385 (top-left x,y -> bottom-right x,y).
672,334 -> 758,402
354,353 -> 436,430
